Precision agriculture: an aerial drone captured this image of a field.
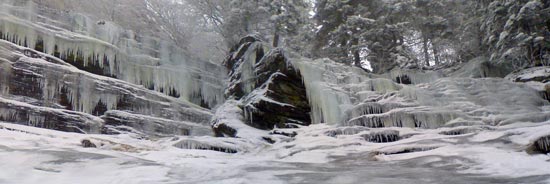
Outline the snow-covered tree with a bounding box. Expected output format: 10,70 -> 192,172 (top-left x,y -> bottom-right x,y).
312,0 -> 417,73
480,0 -> 550,68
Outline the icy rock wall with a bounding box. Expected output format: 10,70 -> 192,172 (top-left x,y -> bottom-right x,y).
288,55 -> 549,129
102,110 -> 213,137
173,137 -> 242,153
0,0 -> 225,108
224,35 -> 266,99
289,57 -> 402,125
0,39 -> 213,133
0,96 -> 102,133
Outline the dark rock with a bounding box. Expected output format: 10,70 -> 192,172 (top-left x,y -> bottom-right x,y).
242,49 -> 311,130
364,130 -> 400,143
395,75 -> 412,84
271,130 -> 297,137
0,97 -> 102,134
262,137 -> 276,144
0,40 -> 212,129
81,139 -> 97,148
212,122 -> 238,137
534,136 -> 550,154
222,37 -> 311,130
374,146 -> 439,156
223,37 -> 265,99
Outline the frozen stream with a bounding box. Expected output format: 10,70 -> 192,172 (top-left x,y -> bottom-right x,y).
1,122 -> 549,184
1,145 -> 548,184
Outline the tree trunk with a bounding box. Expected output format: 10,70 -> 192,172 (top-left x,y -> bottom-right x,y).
423,35 -> 430,66
272,31 -> 280,48
272,8 -> 282,48
432,42 -> 440,65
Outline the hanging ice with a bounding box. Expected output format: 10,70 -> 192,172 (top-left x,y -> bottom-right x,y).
0,0 -> 226,109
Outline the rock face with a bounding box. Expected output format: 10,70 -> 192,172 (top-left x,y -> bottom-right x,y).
506,66 -> 550,102
0,39 -> 213,136
0,1 -> 226,109
535,136 -> 550,154
102,110 -> 213,137
224,35 -> 265,99
0,96 -> 102,133
0,1 -> 229,146
222,36 -> 311,130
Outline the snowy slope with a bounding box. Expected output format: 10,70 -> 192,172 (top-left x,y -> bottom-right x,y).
2,119 -> 550,183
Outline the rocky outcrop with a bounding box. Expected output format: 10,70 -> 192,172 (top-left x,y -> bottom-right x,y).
0,39 -> 213,136
0,1 -> 226,109
221,37 -> 311,130
102,110 -> 213,137
223,35 -> 265,99
534,135 -> 550,154
242,49 -> 311,129
0,97 -> 102,133
506,66 -> 550,102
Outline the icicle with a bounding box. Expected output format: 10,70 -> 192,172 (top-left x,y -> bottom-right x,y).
0,107 -> 18,121
535,136 -> 550,154
27,113 -> 45,128
346,108 -> 459,129
0,60 -> 10,95
325,126 -> 369,137
173,139 -> 239,153
0,1 -> 227,109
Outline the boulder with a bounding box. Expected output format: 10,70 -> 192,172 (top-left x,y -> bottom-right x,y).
242,49 -> 311,129
222,36 -> 311,130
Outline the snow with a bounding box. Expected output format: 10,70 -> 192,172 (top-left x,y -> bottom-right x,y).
1,1 -> 550,183
2,107 -> 550,183
506,66 -> 550,82
211,99 -> 270,140
3,39 -> 550,182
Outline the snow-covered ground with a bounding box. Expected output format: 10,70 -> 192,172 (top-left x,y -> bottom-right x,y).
1,1 -> 550,183
1,122 -> 549,184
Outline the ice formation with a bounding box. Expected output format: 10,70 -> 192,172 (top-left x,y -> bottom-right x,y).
289,57 -> 402,124
172,136 -> 265,154
0,0 -> 225,109
325,126 -> 369,137
535,136 -> 550,153
1,1 -> 550,182
102,110 -> 213,137
0,39 -> 211,121
287,54 -> 550,130
364,130 -> 400,143
211,99 -> 270,140
0,96 -> 102,133
173,138 -> 240,153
